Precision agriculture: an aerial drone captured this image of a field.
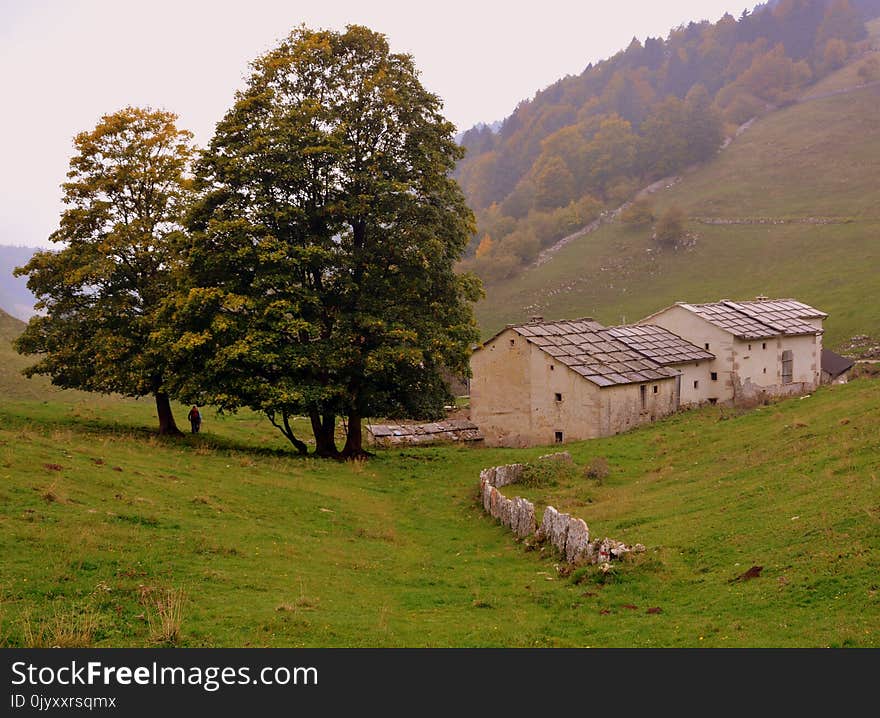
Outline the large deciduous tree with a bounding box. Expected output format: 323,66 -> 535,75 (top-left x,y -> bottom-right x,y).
166,25 -> 482,458
14,107 -> 194,434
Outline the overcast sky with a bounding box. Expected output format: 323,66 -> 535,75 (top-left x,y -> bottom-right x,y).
1,0 -> 753,249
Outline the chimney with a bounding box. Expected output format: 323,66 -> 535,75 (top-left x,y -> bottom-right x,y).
755,294 -> 769,301
529,315 -> 544,323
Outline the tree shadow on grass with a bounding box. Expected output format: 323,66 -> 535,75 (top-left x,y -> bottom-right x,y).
0,404 -> 313,460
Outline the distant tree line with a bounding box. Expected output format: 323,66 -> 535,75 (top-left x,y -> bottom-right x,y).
456,0 -> 878,282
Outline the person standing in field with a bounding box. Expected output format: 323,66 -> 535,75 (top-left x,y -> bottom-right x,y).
188,405 -> 202,434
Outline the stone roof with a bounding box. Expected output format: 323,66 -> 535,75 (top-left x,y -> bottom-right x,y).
678,299 -> 824,339
821,348 -> 854,378
606,324 -> 715,365
367,419 -> 483,445
498,319 -> 710,388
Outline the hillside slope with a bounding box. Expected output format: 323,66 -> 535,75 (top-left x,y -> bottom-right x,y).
1,373 -> 877,647
475,67 -> 880,348
0,307 -> 94,402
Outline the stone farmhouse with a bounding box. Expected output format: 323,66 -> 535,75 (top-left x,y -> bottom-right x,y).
470,297 -> 826,447
640,298 -> 825,405
469,318 -> 712,447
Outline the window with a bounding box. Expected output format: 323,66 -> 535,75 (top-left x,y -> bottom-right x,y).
762,342 -> 767,350
554,392 -> 562,402
748,344 -> 752,351
782,350 -> 793,384
550,365 -> 554,371
693,380 -> 699,389
704,343 -> 710,350
708,398 -> 718,405
509,339 -> 515,347
555,431 -> 563,443
640,385 -> 647,409
652,385 -> 658,394
763,367 -> 767,374
710,372 -> 718,381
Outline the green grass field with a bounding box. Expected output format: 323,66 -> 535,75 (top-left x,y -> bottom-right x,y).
476,62 -> 880,348
2,308 -> 878,646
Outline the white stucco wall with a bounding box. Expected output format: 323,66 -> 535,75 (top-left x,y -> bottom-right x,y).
639,306 -> 734,404
642,304 -> 822,405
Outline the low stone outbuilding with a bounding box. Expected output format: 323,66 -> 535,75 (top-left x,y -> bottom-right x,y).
469,317 -> 710,447
821,349 -> 854,385
366,419 -> 483,446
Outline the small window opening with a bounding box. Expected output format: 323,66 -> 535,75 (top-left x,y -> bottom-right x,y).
748,344 -> 752,351
554,392 -> 562,402
554,431 -> 563,443
710,372 -> 718,381
652,385 -> 658,394
762,342 -> 767,350
550,365 -> 554,371
640,385 -> 647,409
693,380 -> 699,389
704,343 -> 710,350
509,339 -> 515,347
763,367 -> 767,374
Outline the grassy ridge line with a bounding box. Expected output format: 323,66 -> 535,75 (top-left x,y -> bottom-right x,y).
1,378 -> 878,647
476,74 -> 880,345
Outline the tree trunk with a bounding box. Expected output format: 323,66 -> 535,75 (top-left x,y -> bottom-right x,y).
155,393 -> 183,436
309,410 -> 340,458
266,410 -> 309,455
341,411 -> 372,459
282,413 -> 309,455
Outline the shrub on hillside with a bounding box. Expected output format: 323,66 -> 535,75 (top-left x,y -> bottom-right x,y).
653,205 -> 687,250
584,456 -> 610,483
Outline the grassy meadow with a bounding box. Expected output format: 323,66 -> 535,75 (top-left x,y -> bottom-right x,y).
1,324 -> 878,646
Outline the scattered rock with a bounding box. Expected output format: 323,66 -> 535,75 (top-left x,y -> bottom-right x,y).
730,565 -> 763,583
43,463 -> 63,472
646,607 -> 662,614
537,451 -> 572,464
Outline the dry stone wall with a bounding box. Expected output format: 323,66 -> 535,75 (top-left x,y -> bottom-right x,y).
479,452 -> 643,565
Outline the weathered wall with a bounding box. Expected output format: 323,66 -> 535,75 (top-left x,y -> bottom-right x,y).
640,306 -> 734,405
597,380 -> 678,436
733,334 -> 820,401
471,328 -> 679,447
470,328 -> 534,447
478,454 -> 642,565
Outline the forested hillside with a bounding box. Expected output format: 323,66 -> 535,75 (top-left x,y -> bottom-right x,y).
455,0 -> 880,283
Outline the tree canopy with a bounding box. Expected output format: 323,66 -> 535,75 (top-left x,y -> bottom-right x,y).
164,25 -> 482,458
14,107 -> 195,434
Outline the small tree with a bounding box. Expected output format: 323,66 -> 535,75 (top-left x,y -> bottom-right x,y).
653,206 -> 687,250
15,107 -> 194,434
